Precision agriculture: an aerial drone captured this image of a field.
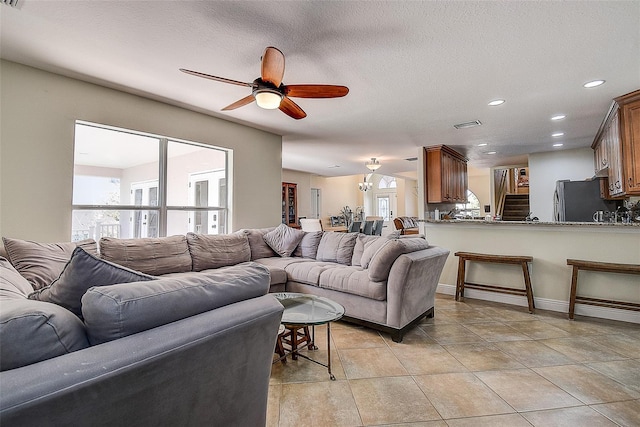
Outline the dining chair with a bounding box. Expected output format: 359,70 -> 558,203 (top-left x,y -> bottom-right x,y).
372,219 -> 384,236
300,218 -> 323,232
362,220 -> 374,235
348,221 -> 362,233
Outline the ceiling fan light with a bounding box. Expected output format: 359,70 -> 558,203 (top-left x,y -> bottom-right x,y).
255,90 -> 283,109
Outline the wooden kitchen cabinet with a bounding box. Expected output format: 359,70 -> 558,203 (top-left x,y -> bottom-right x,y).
281,182 -> 298,227
592,89 -> 640,197
425,145 -> 468,203
621,92 -> 640,194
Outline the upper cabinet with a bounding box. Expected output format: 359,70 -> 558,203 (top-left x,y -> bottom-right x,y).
424,145 -> 468,203
592,89 -> 640,197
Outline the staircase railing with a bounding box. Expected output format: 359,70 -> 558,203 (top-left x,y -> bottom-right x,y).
495,169 -> 508,217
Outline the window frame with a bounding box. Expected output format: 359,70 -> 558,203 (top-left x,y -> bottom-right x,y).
71,121 -> 230,240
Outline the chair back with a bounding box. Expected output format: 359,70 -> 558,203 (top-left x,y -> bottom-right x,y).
348,221 -> 362,233
300,218 -> 323,232
372,219 -> 384,236
362,220 -> 374,235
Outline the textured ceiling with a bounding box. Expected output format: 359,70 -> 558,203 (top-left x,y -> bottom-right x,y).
1,1 -> 639,177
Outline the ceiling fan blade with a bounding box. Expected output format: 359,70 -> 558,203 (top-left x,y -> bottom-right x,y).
279,97 -> 307,120
180,68 -> 253,88
284,85 -> 349,98
261,47 -> 285,87
222,95 -> 255,111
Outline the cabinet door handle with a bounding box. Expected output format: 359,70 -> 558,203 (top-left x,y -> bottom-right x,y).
615,181 -> 621,189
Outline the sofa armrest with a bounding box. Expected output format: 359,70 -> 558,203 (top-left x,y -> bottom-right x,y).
0,294 -> 284,427
386,246 -> 449,328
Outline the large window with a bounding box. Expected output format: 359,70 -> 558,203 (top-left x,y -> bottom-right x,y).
72,121 -> 230,241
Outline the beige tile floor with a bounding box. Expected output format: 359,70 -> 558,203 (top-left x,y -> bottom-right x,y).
268,294 -> 640,427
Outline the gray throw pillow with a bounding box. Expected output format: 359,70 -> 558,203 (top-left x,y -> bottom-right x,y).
0,299 -> 90,371
293,231 -> 323,259
367,237 -> 430,282
2,237 -> 98,290
99,235 -> 192,276
263,224 -> 305,257
240,227 -> 277,260
29,247 -> 155,317
187,232 -> 251,271
316,232 -> 358,265
351,234 -> 380,266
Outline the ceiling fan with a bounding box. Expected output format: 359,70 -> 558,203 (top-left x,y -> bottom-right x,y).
180,46 -> 349,120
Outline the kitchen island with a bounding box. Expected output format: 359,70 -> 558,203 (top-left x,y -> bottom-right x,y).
422,219 -> 639,323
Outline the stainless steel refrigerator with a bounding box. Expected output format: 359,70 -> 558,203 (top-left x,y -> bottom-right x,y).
553,179 -> 619,222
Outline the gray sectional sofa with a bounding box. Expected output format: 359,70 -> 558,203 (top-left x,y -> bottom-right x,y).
244,225 -> 449,342
0,225 -> 449,425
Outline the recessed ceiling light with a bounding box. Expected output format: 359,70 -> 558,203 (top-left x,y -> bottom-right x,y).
478,143 -> 488,147
552,132 -> 564,137
486,151 -> 497,155
553,143 -> 564,147
551,114 -> 566,121
488,99 -> 505,106
583,80 -> 605,88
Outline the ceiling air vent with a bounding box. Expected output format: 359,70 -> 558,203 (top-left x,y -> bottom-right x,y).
405,157 -> 418,162
2,0 -> 20,7
454,120 -> 482,129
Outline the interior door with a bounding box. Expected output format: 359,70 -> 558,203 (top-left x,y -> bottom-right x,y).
376,194 -> 397,234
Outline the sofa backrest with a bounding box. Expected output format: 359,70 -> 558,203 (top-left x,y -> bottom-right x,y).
100,235 -> 192,276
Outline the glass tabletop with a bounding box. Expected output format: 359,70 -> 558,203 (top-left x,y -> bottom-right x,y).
274,292 -> 345,325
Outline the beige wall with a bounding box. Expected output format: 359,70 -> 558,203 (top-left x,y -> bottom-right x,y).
426,222 -> 640,323
0,60 -> 282,241
468,166 -> 491,215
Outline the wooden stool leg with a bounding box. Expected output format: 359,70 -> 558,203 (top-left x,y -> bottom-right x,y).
456,257 -> 466,301
521,261 -> 535,313
568,265 -> 579,320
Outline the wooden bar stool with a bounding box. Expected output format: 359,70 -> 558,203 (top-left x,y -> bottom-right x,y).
567,259 -> 640,320
279,325 -> 314,360
455,251 -> 535,313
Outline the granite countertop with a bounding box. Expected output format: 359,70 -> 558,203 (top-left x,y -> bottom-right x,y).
420,219 -> 640,227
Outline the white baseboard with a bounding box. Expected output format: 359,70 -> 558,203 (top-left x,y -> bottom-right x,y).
436,283 -> 640,324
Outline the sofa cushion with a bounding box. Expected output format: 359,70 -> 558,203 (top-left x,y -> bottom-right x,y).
316,232 -> 358,265
187,232 -> 251,271
253,257 -> 312,286
319,266 -> 387,300
28,247 -> 155,317
367,237 -> 430,282
351,234 -> 380,267
2,237 -> 98,290
263,224 -> 305,257
0,299 -> 90,371
242,227 -> 277,260
99,235 -> 192,276
81,262 -> 271,345
0,257 -> 34,299
293,231 -> 323,259
285,260 -> 344,286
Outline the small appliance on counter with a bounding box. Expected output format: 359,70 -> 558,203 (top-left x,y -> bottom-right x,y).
553,179 -> 621,222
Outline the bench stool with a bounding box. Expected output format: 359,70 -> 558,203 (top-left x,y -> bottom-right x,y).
455,251 -> 535,313
567,259 -> 640,320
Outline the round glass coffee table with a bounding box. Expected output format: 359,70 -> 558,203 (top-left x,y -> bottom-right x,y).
274,292 -> 345,380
